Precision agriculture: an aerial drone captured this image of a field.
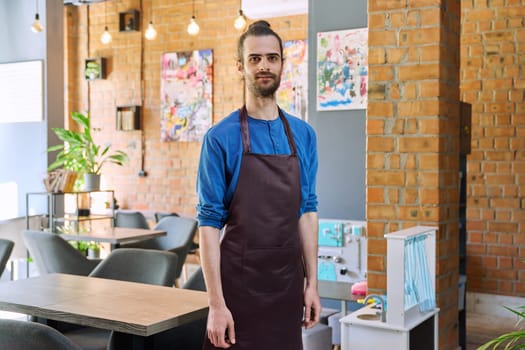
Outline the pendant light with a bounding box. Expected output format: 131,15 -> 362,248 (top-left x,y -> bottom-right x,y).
31,0 -> 44,33
100,1 -> 112,44
144,0 -> 157,40
187,0 -> 199,36
233,0 -> 247,31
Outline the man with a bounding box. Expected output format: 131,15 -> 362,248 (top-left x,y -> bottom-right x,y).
196,20 -> 320,350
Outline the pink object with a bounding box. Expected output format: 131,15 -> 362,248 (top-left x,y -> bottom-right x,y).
351,280 -> 367,296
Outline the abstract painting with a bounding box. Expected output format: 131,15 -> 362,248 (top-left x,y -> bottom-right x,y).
316,28 -> 368,111
160,49 -> 213,142
277,39 -> 308,120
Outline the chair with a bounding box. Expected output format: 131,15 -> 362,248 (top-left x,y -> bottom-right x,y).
0,318 -> 82,350
0,238 -> 14,276
22,230 -> 100,276
118,216 -> 198,282
154,211 -> 179,223
114,211 -> 150,229
88,247 -> 179,286
182,267 -> 206,292
74,248 -> 179,350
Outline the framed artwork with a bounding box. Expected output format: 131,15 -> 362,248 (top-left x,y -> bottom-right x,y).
316,27 -> 368,111
277,39 -> 308,121
160,49 -> 213,142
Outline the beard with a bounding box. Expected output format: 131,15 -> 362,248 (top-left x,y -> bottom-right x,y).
246,72 -> 281,98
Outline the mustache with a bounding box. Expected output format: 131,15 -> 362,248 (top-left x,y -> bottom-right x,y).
255,72 -> 277,79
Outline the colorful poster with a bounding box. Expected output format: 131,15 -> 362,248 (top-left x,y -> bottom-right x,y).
316,28 -> 368,111
160,50 -> 213,142
277,39 -> 308,120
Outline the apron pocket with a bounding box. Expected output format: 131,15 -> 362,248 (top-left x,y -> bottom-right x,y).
242,247 -> 299,296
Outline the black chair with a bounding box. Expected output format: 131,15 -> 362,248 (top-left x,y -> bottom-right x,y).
22,230 -> 100,276
0,318 -> 82,350
114,211 -> 150,229
0,238 -> 14,277
117,216 -> 198,283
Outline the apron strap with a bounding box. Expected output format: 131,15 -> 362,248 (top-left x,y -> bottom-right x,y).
239,105 -> 298,155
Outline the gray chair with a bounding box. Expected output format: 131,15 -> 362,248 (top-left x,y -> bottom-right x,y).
182,267 -> 206,292
0,318 -> 82,350
22,230 -> 100,276
114,211 -> 150,229
0,238 -> 14,276
154,211 -> 179,223
71,248 -> 179,350
88,247 -> 179,286
118,216 -> 198,281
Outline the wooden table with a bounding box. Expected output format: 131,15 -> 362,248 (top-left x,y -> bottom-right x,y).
59,227 -> 166,248
0,274 -> 208,349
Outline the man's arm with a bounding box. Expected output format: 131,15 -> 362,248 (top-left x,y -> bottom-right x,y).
298,211 -> 321,328
199,226 -> 236,348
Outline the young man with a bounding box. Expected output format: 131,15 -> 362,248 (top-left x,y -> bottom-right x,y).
196,20 -> 320,350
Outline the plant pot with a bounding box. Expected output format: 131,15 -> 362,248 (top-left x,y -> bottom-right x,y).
84,173 -> 101,191
87,248 -> 100,259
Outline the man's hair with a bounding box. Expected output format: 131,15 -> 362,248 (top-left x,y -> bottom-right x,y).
237,20 -> 283,64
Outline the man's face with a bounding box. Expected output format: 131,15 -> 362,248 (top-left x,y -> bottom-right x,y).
238,35 -> 283,98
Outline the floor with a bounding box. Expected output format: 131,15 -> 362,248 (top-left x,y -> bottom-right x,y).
466,312 -> 523,350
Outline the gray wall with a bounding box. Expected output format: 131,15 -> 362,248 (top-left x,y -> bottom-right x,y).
0,0 -> 64,219
308,0 -> 367,220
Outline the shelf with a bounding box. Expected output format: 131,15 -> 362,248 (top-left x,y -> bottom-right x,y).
119,10 -> 140,32
116,105 -> 141,131
84,57 -> 106,80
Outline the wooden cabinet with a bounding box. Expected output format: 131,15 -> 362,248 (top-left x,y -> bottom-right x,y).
116,105 -> 141,131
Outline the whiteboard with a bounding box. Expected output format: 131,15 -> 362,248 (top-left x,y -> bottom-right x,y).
0,60 -> 44,123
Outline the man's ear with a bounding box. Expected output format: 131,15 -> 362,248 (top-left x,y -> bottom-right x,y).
236,60 -> 244,75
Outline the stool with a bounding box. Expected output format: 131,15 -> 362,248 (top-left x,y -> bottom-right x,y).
302,323 -> 332,350
320,307 -> 340,325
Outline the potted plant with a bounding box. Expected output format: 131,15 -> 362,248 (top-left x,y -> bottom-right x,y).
47,111 -> 129,191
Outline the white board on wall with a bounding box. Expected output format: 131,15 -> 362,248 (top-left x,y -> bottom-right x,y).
242,0 -> 307,19
0,60 -> 44,123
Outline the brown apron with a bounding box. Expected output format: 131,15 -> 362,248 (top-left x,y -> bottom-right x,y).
203,106 -> 304,350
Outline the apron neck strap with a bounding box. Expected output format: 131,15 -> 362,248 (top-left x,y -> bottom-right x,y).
239,105 -> 297,155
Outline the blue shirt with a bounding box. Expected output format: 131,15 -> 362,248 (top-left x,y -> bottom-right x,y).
196,109 -> 318,229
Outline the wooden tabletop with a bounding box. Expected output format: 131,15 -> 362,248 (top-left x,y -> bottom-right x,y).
0,274 -> 209,337
58,227 -> 166,244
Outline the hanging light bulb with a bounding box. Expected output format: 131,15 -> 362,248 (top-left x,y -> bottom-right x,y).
145,21 -> 157,40
100,1 -> 111,44
31,0 -> 44,33
101,26 -> 112,44
234,9 -> 247,31
187,0 -> 199,36
187,16 -> 200,36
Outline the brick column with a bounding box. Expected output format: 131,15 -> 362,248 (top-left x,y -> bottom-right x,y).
367,1 -> 461,349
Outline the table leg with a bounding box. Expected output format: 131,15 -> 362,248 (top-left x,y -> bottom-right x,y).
112,332 -> 155,350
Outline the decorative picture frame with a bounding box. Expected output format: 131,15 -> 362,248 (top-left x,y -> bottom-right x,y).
119,10 -> 140,32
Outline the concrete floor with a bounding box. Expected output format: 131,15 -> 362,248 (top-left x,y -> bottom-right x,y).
466,312 -> 524,350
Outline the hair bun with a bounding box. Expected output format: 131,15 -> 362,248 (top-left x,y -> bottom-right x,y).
249,20 -> 271,30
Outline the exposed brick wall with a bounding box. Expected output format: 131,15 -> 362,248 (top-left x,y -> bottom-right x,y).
460,0 -> 525,296
65,0 -> 307,216
368,1 -> 461,349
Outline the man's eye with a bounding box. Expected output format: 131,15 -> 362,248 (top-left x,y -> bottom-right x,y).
268,56 -> 280,62
249,57 -> 261,63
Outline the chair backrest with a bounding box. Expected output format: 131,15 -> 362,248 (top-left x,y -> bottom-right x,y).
114,211 -> 150,229
88,248 -> 178,286
154,211 -> 179,223
0,318 -> 82,350
182,267 -> 206,292
0,239 -> 14,276
22,230 -> 99,276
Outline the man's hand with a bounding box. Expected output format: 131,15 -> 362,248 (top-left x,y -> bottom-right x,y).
206,304 -> 236,348
302,284 -> 321,329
